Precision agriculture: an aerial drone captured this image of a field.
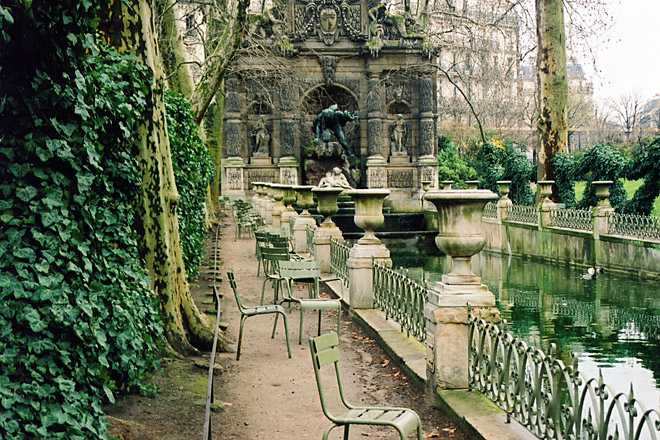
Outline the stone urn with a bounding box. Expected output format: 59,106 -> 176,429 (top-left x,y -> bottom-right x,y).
293,185 -> 315,218
537,180 -> 554,204
270,183 -> 286,227
421,180 -> 432,192
312,187 -> 344,228
280,184 -> 298,225
593,180 -> 613,207
347,189 -> 390,245
466,180 -> 479,190
441,180 -> 454,190
497,180 -> 511,202
424,189 -> 498,286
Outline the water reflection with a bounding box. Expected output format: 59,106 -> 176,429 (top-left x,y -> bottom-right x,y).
386,240 -> 660,409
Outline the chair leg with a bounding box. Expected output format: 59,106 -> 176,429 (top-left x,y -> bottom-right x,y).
272,312 -> 278,339
278,311 -> 292,358
336,307 -> 342,337
236,315 -> 247,361
343,424 -> 350,439
260,278 -> 268,305
322,423 -> 338,440
317,310 -> 322,336
299,308 -> 304,345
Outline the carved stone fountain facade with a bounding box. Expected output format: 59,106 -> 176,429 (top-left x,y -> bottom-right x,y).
221,0 -> 439,210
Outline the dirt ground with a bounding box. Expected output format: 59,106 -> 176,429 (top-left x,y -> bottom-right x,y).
105,213 -> 470,440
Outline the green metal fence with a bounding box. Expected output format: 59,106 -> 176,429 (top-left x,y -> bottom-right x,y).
330,238 -> 350,287
372,261 -> 426,342
468,313 -> 660,440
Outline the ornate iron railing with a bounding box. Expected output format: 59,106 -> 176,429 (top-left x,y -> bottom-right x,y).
483,201 -> 498,219
468,314 -> 660,440
305,223 -> 316,257
373,261 -> 426,342
608,212 -> 660,240
549,207 -> 593,231
506,204 -> 539,225
330,238 -> 350,288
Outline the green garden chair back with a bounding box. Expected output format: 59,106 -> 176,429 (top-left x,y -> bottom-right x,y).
259,245 -> 292,305
276,260 -> 342,344
309,333 -> 422,440
227,270 -> 291,361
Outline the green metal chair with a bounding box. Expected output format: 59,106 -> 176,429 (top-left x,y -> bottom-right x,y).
259,245 -> 293,305
276,260 -> 343,344
226,270 -> 291,361
309,332 -> 423,440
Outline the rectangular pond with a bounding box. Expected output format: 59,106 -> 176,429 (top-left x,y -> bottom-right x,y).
383,237 -> 660,410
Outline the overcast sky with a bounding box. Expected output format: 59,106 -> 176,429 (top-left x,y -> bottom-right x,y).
590,0 -> 660,101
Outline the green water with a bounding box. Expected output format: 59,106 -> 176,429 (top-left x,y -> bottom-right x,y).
386,239 -> 660,409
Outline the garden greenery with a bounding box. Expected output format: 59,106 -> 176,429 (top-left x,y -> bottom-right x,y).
1,2 -> 163,438
553,141 -> 660,215
436,135 -> 477,187
165,92 -> 214,280
469,137 -> 534,205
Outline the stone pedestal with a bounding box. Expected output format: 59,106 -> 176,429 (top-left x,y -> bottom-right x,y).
250,155 -> 272,166
293,185 -> 316,253
423,189 -> 500,391
279,156 -> 298,185
389,152 -> 410,163
347,244 -> 391,309
314,226 -> 343,273
366,155 -> 387,188
223,157 -> 245,197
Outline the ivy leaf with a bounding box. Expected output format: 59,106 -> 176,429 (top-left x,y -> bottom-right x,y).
76,173 -> 95,193
23,308 -> 47,333
16,186 -> 38,202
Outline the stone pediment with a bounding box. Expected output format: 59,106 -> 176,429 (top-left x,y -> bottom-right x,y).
246,0 -> 425,55
289,0 -> 367,45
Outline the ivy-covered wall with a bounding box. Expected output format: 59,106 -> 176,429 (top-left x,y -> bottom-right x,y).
0,2 -> 163,438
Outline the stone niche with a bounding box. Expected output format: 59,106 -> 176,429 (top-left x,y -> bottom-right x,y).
221,0 -> 439,208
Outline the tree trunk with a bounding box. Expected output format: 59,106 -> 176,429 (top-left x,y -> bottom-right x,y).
536,0 -> 568,184
99,0 -> 217,355
155,0 -> 195,98
204,95 -> 225,212
190,0 -> 250,125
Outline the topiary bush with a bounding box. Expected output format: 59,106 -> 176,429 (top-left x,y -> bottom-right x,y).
501,140 -> 534,206
165,92 -> 215,280
1,3 -> 163,438
574,144 -> 628,211
622,137 -> 660,215
552,152 -> 578,208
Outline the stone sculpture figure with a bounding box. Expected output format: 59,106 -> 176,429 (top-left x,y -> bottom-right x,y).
391,114 -> 406,154
253,118 -> 270,156
312,104 -> 358,165
318,167 -> 352,189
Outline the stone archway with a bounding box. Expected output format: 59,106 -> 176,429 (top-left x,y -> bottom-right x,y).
300,84 -> 361,186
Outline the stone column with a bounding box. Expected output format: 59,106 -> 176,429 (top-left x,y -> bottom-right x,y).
366,72 -> 388,188
270,184 -> 286,228
292,185 -> 317,253
279,118 -> 298,185
312,188 -> 344,273
592,180 -> 614,240
263,183 -> 275,225
423,190 -> 500,391
496,180 -> 512,221
346,189 -> 392,309
417,74 -> 438,191
223,118 -> 246,196
537,180 -> 555,228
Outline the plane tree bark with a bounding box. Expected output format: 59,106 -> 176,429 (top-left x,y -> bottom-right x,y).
99,0 -> 220,355
536,0 -> 568,183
